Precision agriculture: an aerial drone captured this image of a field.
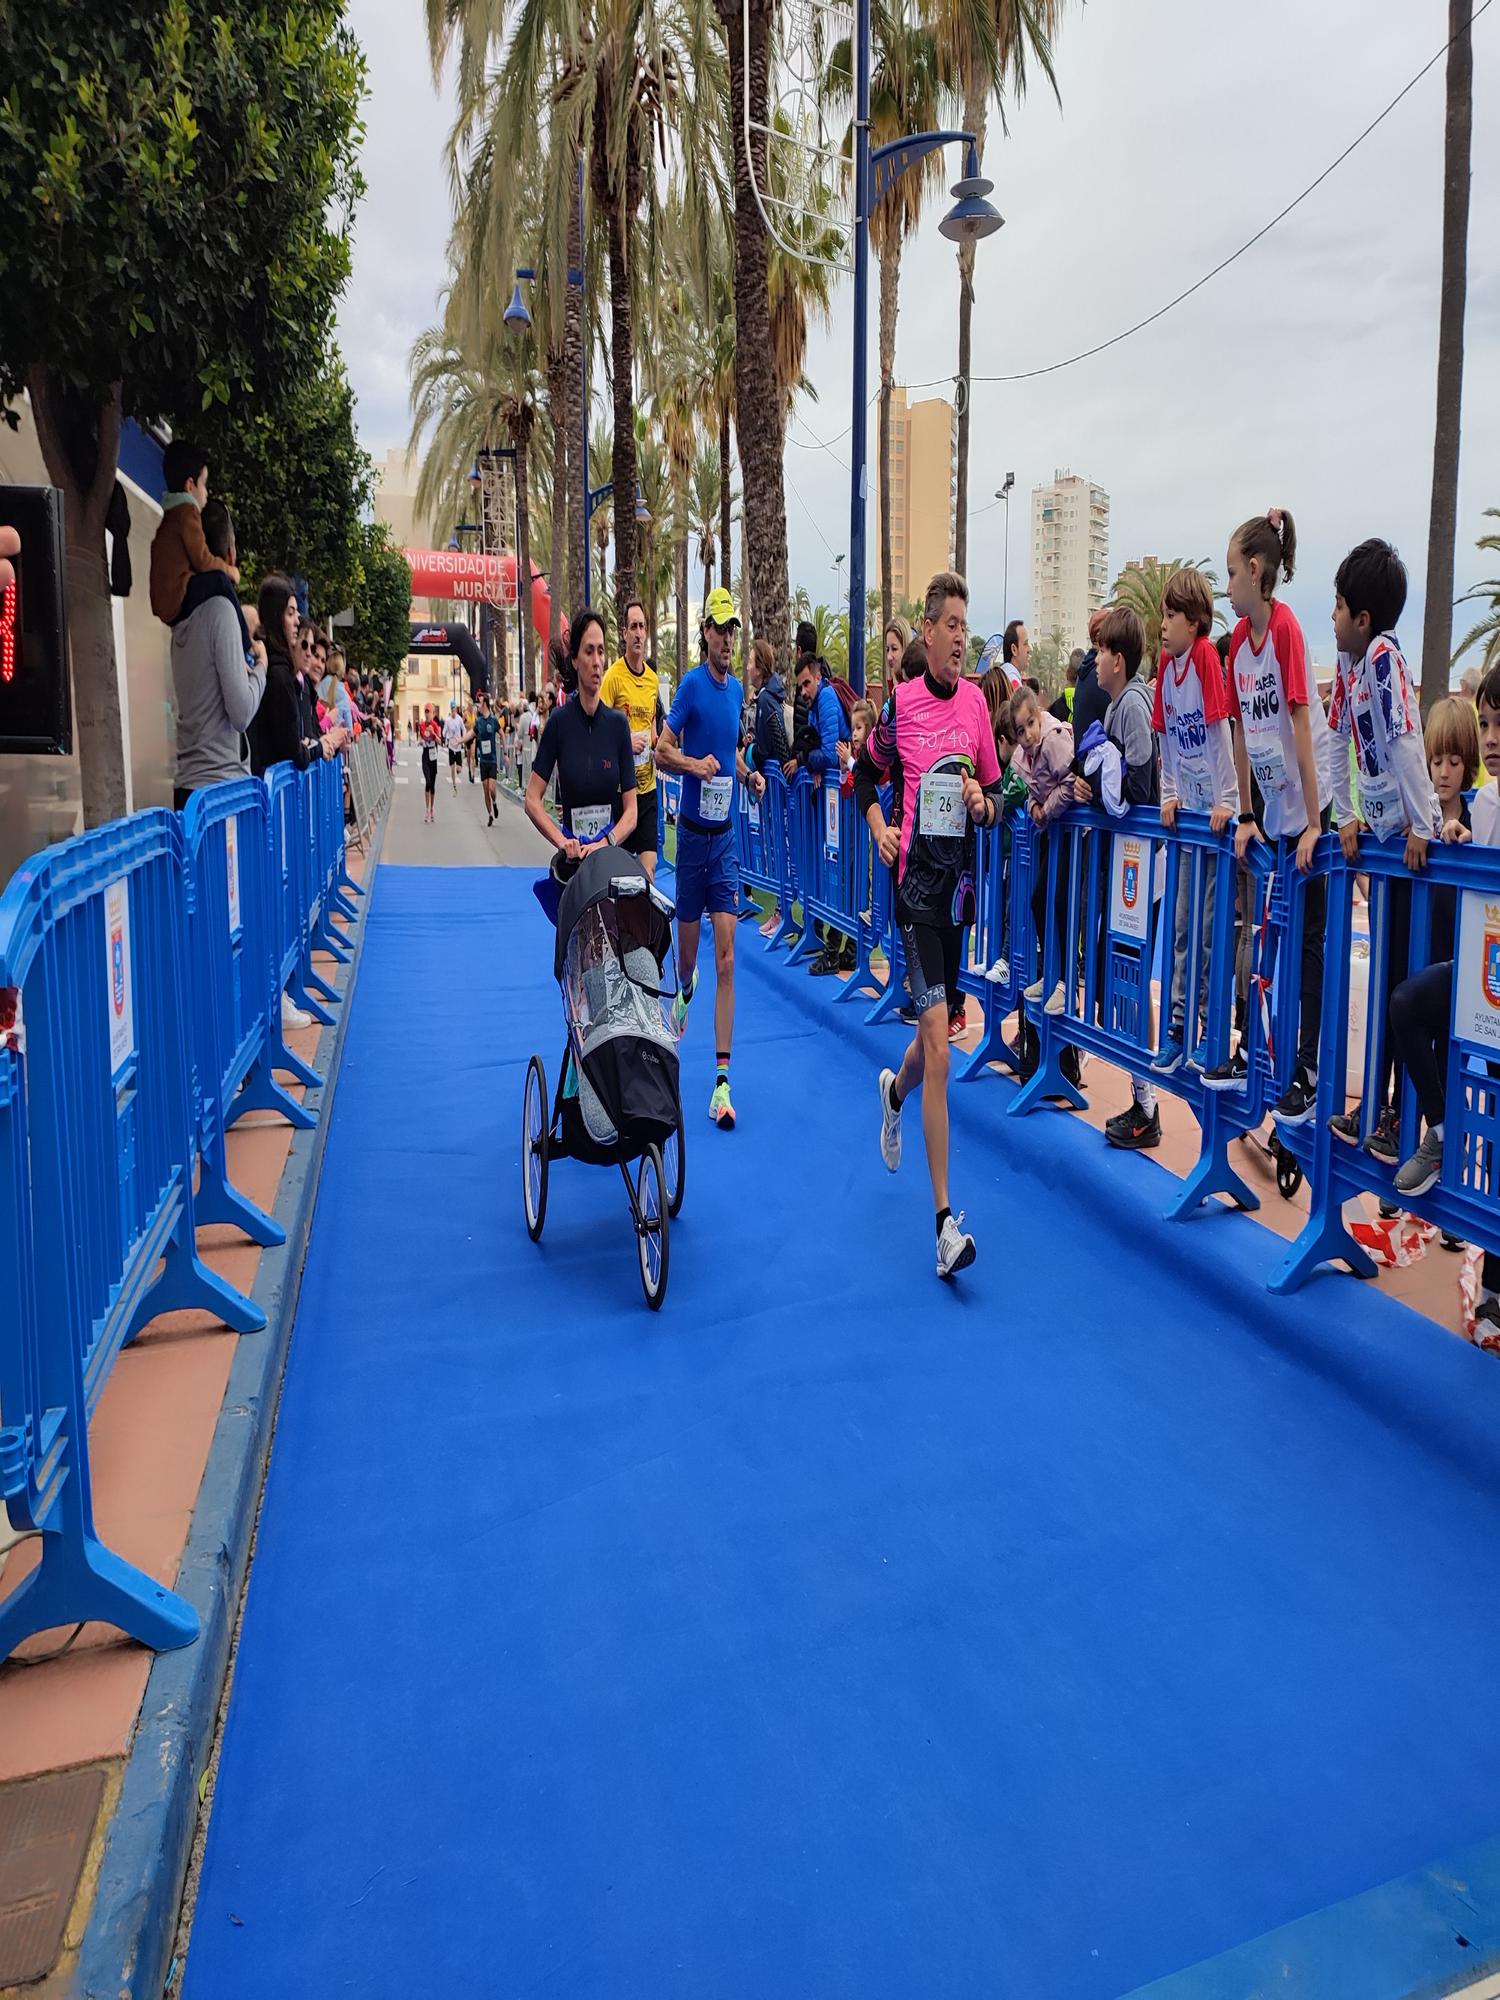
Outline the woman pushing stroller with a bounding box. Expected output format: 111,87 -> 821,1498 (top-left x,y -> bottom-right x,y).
524,610 -> 638,857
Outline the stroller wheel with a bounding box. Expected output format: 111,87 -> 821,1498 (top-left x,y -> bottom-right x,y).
523,1055 -> 549,1242
1275,1141 -> 1303,1202
663,1108 -> 686,1218
636,1144 -> 670,1310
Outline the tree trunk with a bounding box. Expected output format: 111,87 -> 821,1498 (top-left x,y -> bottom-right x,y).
740,494 -> 752,641
516,423 -> 535,695
545,344 -> 570,643
953,85 -> 987,578
718,403 -> 733,610
675,526 -> 688,685
564,166 -> 588,618
1421,0 -> 1473,718
599,96 -> 640,621
877,236 -> 901,630
722,0 -> 790,668
27,370 -> 127,827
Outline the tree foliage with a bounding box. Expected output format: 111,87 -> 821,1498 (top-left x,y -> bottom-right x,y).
174,344 -> 371,611
1453,509 -> 1500,675
348,521 -> 415,679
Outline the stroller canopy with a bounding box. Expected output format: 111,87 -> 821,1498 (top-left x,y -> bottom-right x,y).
553,845 -> 674,983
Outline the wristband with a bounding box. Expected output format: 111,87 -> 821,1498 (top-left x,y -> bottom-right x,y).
1237,811 -> 1255,825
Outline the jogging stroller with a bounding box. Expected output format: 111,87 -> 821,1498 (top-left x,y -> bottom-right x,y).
521,845 -> 685,1308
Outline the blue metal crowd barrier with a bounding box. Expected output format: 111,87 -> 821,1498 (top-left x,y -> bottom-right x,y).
1011,808 -> 1282,1217
955,809 -> 1037,1079
1270,834 -> 1500,1293
0,812 -> 263,1659
0,757 -> 370,1661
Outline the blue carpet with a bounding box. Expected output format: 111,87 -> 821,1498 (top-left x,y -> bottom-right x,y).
185,864 -> 1500,2000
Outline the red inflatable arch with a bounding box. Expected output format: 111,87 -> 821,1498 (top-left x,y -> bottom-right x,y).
403,548 -> 554,648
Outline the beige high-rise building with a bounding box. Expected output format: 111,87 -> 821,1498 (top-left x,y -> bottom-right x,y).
872,388 -> 957,607
1029,471 -> 1110,654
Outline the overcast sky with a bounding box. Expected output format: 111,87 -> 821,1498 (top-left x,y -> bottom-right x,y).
338,0 -> 1498,672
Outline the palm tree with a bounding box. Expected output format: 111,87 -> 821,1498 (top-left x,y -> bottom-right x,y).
589,419 -> 614,611
1108,557 -> 1224,667
1421,0 -> 1474,718
923,0 -> 1062,573
1453,509 -> 1500,674
810,602 -> 849,669
717,0 -> 793,667
689,437 -> 722,607
829,10 -> 949,630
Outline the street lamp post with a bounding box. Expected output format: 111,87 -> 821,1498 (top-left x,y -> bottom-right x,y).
995,471 -> 1015,627
845,0 -> 1003,696
834,552 -> 846,619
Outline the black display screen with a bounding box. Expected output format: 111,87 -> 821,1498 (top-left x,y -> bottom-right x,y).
0,485 -> 71,755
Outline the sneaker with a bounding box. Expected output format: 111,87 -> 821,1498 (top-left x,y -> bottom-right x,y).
878,1067 -> 902,1172
1023,977 -> 1045,1004
1440,1231 -> 1465,1253
808,951 -> 838,977
1363,1105 -> 1399,1165
1152,1032 -> 1185,1075
1329,1105 -> 1362,1144
897,1003 -> 921,1027
281,993 -> 313,1031
1202,1046 -> 1249,1092
671,971 -> 697,1038
1187,1035 -> 1210,1071
1042,982 -> 1067,1016
1378,1201 -> 1401,1221
708,1078 -> 736,1131
948,1005 -> 967,1042
984,957 -> 1011,986
1475,1298 -> 1500,1345
936,1212 -> 977,1280
1105,1102 -> 1162,1150
759,911 -> 781,938
838,941 -> 857,971
1394,1126 -> 1444,1198
1273,1068 -> 1316,1127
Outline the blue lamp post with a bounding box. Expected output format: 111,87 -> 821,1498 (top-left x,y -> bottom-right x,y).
845,0 -> 1003,693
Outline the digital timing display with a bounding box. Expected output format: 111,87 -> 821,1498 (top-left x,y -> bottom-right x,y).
0,485 -> 71,756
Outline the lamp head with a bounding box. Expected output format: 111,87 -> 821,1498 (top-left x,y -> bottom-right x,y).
939,174 -> 1004,245
503,280 -> 532,331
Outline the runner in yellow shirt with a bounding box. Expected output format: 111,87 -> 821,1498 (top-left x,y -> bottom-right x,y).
600,598 -> 663,876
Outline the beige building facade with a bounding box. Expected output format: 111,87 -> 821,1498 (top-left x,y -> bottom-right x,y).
373,445 -> 458,722
1029,470 -> 1110,654
873,388 -> 957,606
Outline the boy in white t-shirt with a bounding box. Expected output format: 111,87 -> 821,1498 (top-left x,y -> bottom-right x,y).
1150,566 -> 1237,1073
1207,507 -> 1332,1124
1324,538 -> 1440,1153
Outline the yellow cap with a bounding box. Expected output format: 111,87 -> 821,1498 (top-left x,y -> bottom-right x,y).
703,585 -> 739,628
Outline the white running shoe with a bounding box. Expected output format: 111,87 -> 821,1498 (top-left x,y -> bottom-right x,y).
1022,977 -> 1045,1003
878,1067 -> 902,1172
983,957 -> 1010,985
936,1212 -> 977,1280
1043,982 -> 1067,1016
281,993 -> 312,1031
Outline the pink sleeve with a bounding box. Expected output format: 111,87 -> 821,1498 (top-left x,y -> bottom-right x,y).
972,688 -> 1001,786
1275,603 -> 1309,708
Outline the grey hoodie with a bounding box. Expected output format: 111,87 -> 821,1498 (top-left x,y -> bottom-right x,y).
171,595 -> 266,790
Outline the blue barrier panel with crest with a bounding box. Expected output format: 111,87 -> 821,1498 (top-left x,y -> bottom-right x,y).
265,763 -> 335,1028
0,811 -> 262,1660
1269,835 -> 1500,1292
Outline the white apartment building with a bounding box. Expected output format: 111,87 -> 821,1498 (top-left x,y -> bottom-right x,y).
1029,471 -> 1110,654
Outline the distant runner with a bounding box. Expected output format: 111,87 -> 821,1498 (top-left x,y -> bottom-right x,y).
855,570 -> 1004,1279
443,702 -> 465,793
600,599 -> 662,878
419,704 -> 443,825
653,586 -> 766,1132
470,689 -> 502,826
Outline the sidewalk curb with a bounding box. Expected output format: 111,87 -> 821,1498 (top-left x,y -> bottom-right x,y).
71,803 -> 390,2000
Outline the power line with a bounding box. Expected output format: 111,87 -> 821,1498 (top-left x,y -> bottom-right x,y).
903,0 -> 1491,396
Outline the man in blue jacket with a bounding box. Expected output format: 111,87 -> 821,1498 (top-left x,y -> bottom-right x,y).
784,642 -> 852,974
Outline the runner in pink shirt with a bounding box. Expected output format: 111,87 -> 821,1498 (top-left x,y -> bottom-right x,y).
855,570 -> 1005,1280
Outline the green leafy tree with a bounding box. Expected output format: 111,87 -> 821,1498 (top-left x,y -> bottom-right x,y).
348,523 -> 415,680
0,0 -> 364,824
1453,509 -> 1500,675
174,343 -> 371,612
1109,557 -> 1225,667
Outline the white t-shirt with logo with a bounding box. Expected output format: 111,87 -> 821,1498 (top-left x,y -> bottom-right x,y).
442,714 -> 464,751
1151,637 -> 1237,813
1228,601 -> 1331,840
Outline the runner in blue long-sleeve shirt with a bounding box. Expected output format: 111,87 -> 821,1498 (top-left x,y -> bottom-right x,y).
785,649 -> 852,973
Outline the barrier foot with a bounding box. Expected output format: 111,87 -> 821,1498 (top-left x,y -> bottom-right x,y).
336,865 -> 364,898
764,912 -> 797,951
1267,1203 -> 1378,1295
234,1056 -> 319,1126
787,924 -> 819,968
330,887 -> 359,922
0,1530 -> 199,1663
194,1159 -> 287,1248
301,962 -> 341,1007
288,980 -> 335,1028
958,1002 -> 1019,1081
865,980 -> 908,1028
834,965 -> 882,1006
126,1230 -> 266,1341
1008,1052 -> 1086,1118
1164,1138 -> 1260,1220
311,917 -> 351,964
